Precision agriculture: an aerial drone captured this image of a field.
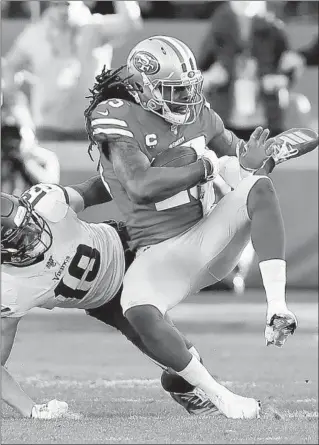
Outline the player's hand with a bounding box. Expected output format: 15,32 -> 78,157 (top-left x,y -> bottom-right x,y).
238,127 -> 274,171
265,305 -> 298,348
31,399 -> 68,419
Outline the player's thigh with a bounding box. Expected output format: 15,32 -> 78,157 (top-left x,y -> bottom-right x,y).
120,239 -> 202,316
192,175 -> 268,290
87,288 -> 141,343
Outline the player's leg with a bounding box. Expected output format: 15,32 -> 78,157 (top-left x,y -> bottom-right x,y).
87,290 -> 218,414
198,174 -> 297,347
93,220 -> 214,411
246,174 -> 297,346
87,288 -> 199,371
121,241 -> 260,419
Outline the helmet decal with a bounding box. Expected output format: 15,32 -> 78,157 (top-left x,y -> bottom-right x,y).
132,51 -> 160,75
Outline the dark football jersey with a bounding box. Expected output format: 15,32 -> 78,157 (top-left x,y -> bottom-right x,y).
91,98 -> 223,250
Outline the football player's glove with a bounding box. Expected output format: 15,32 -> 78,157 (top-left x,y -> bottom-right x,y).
265,128 -> 318,165
31,399 -> 68,419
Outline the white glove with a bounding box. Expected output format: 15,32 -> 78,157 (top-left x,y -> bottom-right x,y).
261,74 -> 289,93
265,303 -> 298,348
31,399 -> 68,419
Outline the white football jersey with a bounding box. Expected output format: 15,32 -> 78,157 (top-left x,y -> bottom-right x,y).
1,185 -> 125,318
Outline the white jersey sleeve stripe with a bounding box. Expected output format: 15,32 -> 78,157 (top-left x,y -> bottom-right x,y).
91,118 -> 128,127
93,128 -> 134,138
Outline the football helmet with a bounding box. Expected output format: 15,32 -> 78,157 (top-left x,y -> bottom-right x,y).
1,192 -> 52,266
126,36 -> 204,126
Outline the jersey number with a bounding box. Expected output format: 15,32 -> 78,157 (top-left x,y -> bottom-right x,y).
54,244 -> 101,300
155,137 -> 206,211
22,184 -> 56,208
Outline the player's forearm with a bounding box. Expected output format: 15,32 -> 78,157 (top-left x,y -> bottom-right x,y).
2,366 -> 35,417
127,161 -> 206,204
208,128 -> 243,158
69,175 -> 112,209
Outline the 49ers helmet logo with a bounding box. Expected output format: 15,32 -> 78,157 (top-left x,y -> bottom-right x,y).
132,51 -> 160,75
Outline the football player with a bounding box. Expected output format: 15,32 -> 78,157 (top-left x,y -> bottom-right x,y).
1,183 -> 216,419
75,36 -> 318,419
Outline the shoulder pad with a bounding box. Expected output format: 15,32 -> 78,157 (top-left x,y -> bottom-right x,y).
22,184 -> 69,223
90,99 -> 141,143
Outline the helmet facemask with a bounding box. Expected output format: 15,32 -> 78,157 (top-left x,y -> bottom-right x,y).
1,199 -> 52,266
133,70 -> 204,126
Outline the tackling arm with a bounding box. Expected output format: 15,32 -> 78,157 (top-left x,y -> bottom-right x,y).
1,317 -> 35,417
66,175 -> 113,212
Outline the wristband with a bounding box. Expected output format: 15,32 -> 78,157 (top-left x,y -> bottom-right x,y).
199,157 -> 213,183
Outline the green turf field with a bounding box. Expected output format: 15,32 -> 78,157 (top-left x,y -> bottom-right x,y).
2,290 -> 318,444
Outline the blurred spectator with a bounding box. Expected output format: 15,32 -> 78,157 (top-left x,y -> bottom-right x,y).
198,1 -> 299,293
280,34 -> 319,70
1,1 -> 31,19
2,65 -> 60,196
198,1 -> 299,141
4,1 -> 142,141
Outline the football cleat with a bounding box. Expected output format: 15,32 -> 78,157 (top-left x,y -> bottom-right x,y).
170,388 -> 220,415
265,312 -> 298,348
213,392 -> 261,419
31,399 -> 69,419
267,128 -> 318,165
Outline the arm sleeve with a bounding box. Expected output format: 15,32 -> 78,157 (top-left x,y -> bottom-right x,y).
70,175 -> 113,209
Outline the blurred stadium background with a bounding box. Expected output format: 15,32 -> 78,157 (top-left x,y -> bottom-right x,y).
1,3 -> 318,443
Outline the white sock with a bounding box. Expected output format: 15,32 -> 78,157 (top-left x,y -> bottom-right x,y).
177,356 -> 233,405
259,259 -> 287,309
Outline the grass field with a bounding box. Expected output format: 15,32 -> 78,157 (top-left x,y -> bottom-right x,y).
2,290 -> 318,444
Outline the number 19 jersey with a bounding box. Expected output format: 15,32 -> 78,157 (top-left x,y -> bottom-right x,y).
1,185 -> 125,318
